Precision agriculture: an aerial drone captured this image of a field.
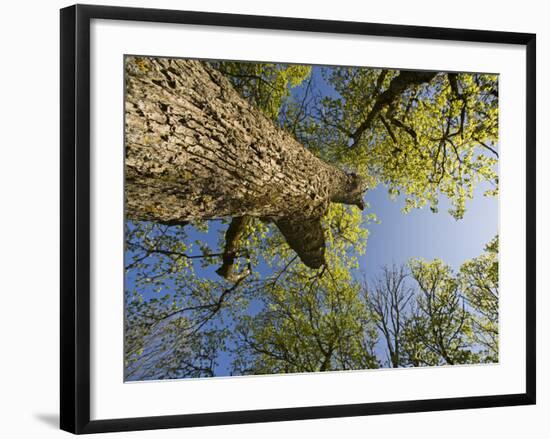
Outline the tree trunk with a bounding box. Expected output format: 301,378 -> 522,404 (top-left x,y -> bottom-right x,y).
125,56 -> 367,269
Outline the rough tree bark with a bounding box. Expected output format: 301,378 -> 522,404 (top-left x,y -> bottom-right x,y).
125,56 -> 367,271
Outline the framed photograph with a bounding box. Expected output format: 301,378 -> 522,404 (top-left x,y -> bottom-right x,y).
60,4 -> 536,434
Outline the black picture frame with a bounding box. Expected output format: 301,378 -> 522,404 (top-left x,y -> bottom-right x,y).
60,4 -> 536,434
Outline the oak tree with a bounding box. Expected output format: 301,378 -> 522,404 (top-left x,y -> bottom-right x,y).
124,57 -> 499,379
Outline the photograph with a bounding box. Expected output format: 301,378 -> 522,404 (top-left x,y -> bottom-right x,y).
123,55 -> 500,381
0,0 -> 542,436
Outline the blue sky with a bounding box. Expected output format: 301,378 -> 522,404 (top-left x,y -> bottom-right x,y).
361,183 -> 497,278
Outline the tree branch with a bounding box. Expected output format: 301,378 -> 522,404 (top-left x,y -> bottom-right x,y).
351,70 -> 438,147
216,216 -> 252,281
